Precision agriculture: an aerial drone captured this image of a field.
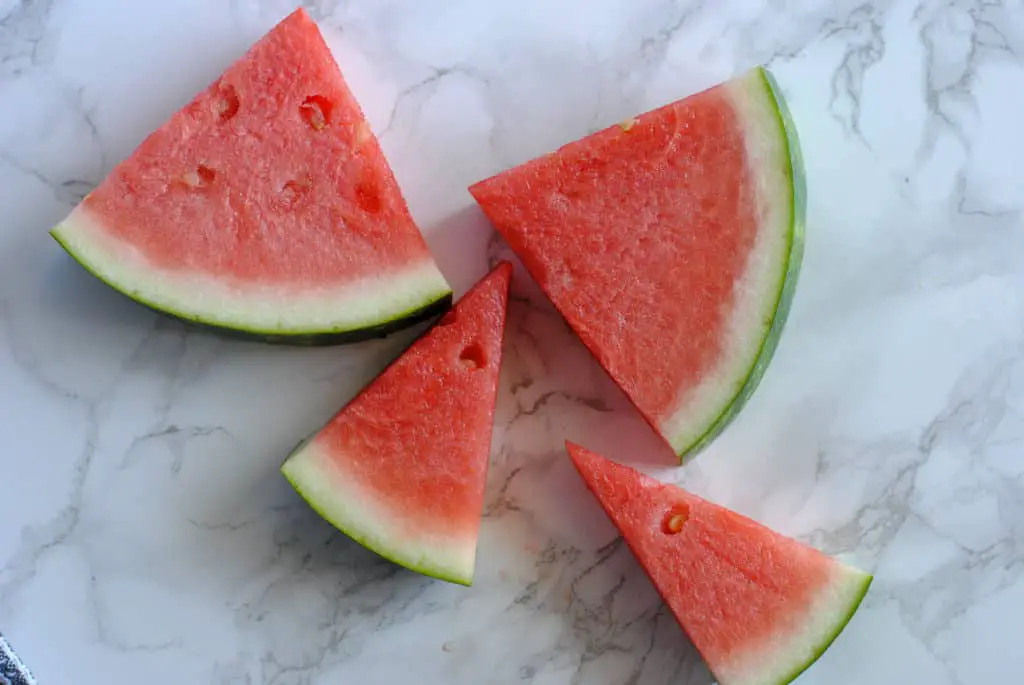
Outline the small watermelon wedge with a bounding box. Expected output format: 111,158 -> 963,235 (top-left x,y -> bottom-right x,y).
566,442 -> 871,685
51,8 -> 451,343
281,263 -> 512,585
470,67 -> 804,459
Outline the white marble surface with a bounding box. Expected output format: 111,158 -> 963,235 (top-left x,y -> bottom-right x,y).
1,0 -> 1022,683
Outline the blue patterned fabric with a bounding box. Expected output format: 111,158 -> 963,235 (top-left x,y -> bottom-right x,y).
0,634 -> 34,685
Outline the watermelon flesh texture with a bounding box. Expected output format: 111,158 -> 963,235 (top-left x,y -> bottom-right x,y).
281,262 -> 512,585
51,8 -> 451,342
566,442 -> 871,685
470,67 -> 804,459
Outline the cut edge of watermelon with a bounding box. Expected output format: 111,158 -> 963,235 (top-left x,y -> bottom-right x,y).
661,67 -> 806,460
721,562 -> 871,685
51,207 -> 453,343
281,439 -> 477,586
565,442 -> 871,685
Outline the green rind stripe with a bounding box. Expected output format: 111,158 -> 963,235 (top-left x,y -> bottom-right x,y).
50,228 -> 453,346
678,66 -> 807,461
773,571 -> 873,685
186,294 -> 451,346
280,450 -> 474,586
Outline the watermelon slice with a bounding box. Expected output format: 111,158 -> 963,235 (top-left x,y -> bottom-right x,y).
50,8 -> 451,343
281,262 -> 512,585
470,67 -> 804,459
565,442 -> 871,685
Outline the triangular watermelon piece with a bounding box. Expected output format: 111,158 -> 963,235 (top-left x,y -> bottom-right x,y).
51,8 -> 451,343
281,263 -> 513,585
470,67 -> 804,459
565,442 -> 871,685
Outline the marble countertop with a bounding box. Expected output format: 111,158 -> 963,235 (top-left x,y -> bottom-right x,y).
2,1 -> 1022,683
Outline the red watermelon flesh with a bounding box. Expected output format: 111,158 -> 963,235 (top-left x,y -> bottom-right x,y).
566,442 -> 871,685
51,8 -> 451,341
470,67 -> 804,458
281,263 -> 512,585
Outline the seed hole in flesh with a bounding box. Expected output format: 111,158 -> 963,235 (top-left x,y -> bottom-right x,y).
355,181 -> 382,214
182,164 -> 216,188
216,85 -> 240,121
279,179 -> 310,208
300,94 -> 333,131
458,342 -> 486,370
662,503 -> 690,535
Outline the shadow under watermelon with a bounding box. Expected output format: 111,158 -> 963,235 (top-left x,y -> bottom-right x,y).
479,316 -> 714,684
255,479 -> 440,621
474,504 -> 714,685
489,260 -> 681,470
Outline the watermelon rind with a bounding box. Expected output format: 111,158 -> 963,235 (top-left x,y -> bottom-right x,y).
666,66 -> 806,461
766,567 -> 872,685
50,209 -> 453,345
566,442 -> 871,685
720,564 -> 870,685
280,439 -> 476,586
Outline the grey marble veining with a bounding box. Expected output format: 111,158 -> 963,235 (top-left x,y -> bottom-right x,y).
1,0 -> 1023,683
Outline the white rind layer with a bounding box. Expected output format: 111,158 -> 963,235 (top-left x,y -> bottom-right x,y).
715,563 -> 872,685
658,68 -> 795,454
280,439 -> 477,585
52,206 -> 452,336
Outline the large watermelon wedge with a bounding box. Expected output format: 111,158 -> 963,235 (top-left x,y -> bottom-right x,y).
566,442 -> 871,685
470,67 -> 804,459
50,8 -> 451,343
281,263 -> 512,585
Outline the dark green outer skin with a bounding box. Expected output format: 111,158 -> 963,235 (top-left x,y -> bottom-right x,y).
764,572 -> 872,685
280,449 -> 475,587
278,314 -> 477,587
678,67 -> 807,462
50,230 -> 453,346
